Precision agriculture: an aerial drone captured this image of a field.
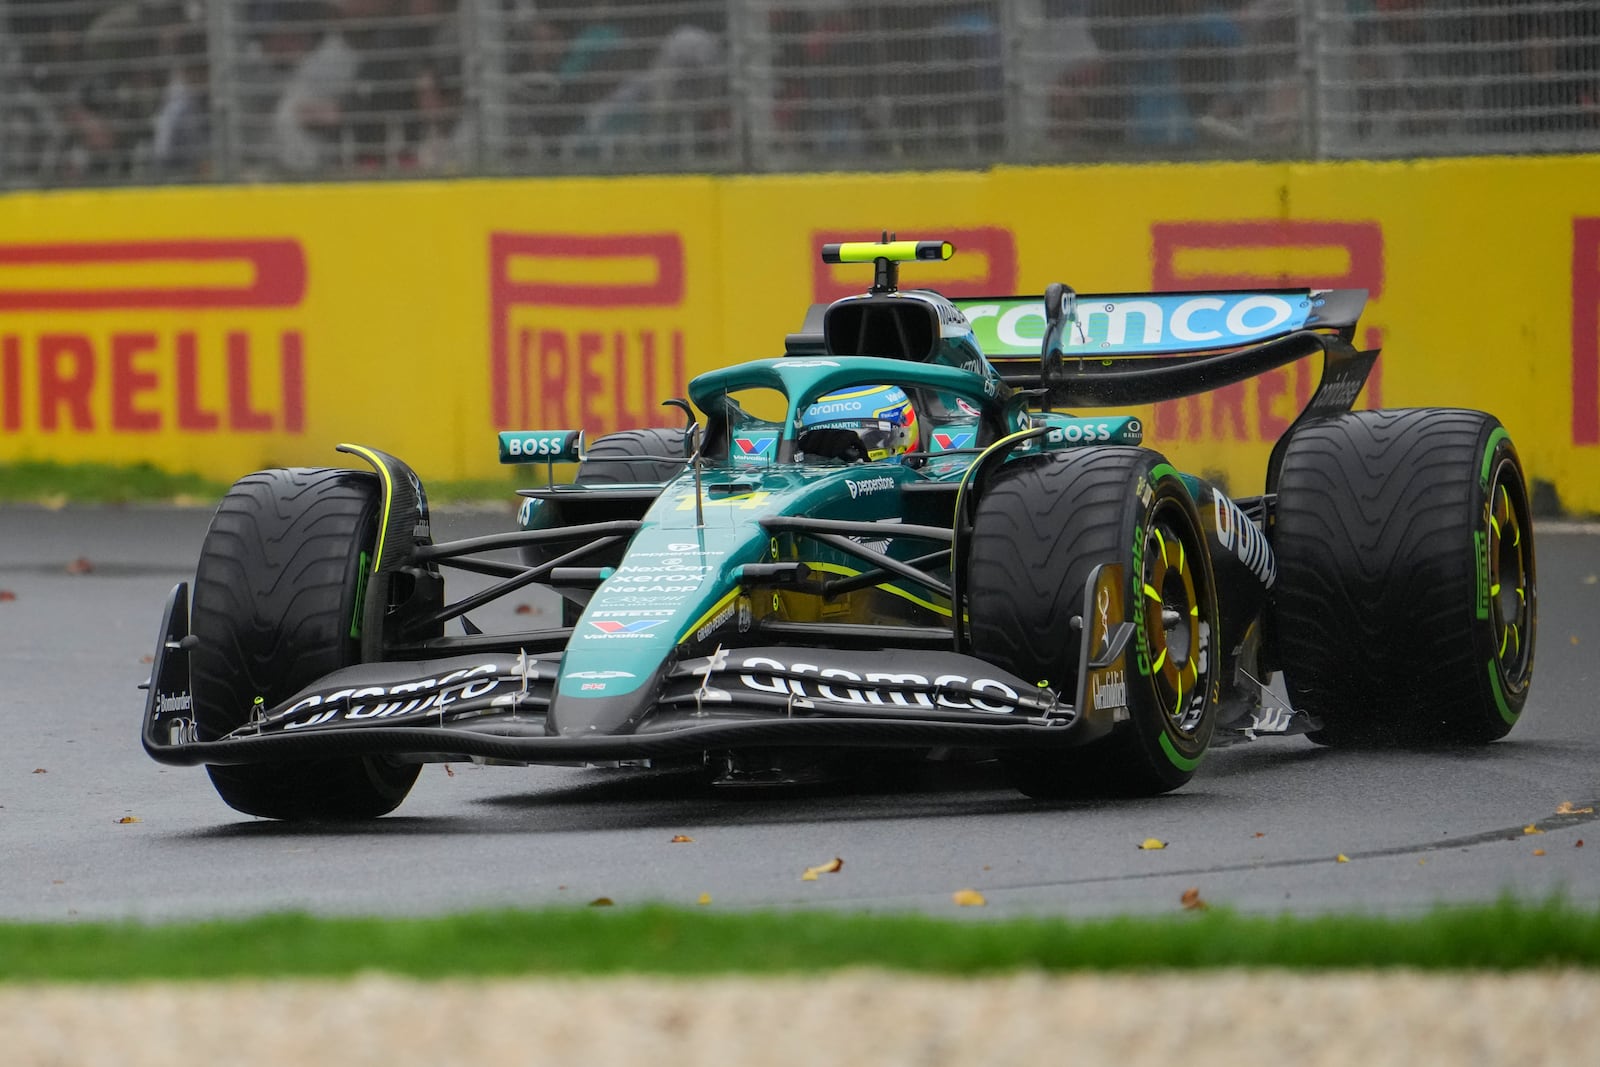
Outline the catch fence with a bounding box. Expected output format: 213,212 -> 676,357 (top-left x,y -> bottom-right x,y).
1,0 -> 1596,187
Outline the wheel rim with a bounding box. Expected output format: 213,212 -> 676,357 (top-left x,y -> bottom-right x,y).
1141,508 -> 1207,734
1486,459 -> 1533,691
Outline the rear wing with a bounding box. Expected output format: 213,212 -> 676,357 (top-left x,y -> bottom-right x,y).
952,288 -> 1370,407
785,287 -> 1371,408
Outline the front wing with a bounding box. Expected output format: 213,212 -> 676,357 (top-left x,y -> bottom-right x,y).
141,583 -> 1122,767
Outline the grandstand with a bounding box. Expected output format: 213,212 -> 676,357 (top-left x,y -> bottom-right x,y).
1,0 -> 1597,186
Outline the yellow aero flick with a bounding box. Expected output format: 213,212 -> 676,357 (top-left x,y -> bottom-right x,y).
821,240 -> 953,264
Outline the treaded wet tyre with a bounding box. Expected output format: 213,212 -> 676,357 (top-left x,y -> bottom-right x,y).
969,448 -> 1221,797
189,467 -> 420,819
576,427 -> 691,485
1273,409 -> 1535,746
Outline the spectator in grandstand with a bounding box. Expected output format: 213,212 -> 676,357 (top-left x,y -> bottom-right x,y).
338,0 -> 465,169
499,0 -> 649,160
576,23 -> 725,161
151,17 -> 212,175
5,0 -> 184,180
269,0 -> 358,172
409,1 -> 471,169
1121,0 -> 1243,147
0,27 -> 65,181
1038,2 -> 1120,151
72,1 -> 187,177
1193,0 -> 1304,150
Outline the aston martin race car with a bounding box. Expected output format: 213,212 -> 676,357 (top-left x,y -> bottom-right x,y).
141,237 -> 1537,819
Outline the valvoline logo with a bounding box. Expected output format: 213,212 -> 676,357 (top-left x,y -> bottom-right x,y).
735,436 -> 775,456
589,619 -> 665,635
933,431 -> 973,451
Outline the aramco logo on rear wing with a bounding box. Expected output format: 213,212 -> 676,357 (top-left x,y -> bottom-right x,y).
0,239 -> 307,434
489,232 -> 689,434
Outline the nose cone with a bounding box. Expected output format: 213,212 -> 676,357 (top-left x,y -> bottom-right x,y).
547,647 -> 662,737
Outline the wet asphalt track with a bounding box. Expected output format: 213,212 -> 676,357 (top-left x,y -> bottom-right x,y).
1,504 -> 1597,923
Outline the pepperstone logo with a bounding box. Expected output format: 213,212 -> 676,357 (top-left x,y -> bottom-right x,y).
0,238 -> 308,435
489,232 -> 688,434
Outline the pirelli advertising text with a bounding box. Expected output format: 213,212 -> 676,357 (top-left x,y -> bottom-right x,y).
1,157 -> 1597,510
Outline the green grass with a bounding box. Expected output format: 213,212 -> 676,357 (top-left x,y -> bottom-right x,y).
0,461 -> 229,505
3,900 -> 1596,983
0,462 -> 522,506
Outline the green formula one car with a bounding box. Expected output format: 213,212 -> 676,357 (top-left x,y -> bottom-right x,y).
141,238 -> 1536,819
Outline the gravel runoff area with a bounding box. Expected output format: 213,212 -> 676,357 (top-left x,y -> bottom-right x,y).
5,971 -> 1596,1066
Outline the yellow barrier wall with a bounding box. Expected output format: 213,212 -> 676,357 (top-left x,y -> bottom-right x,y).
2,157 -> 1597,509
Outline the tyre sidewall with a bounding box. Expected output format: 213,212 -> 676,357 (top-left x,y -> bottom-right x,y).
1473,424 -> 1536,733
1120,462 -> 1220,785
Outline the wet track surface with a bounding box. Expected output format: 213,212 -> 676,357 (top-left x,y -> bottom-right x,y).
2,505 -> 1597,922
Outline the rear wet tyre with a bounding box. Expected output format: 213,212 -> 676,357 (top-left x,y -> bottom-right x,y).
1272,409 -> 1535,746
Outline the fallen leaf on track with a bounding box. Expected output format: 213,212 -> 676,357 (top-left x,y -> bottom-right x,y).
514,603 -> 534,615
588,897 -> 614,907
671,835 -> 694,843
0,590 -> 15,602
117,816 -> 140,824
801,857 -> 844,881
1577,840 -> 1585,849
1584,574 -> 1599,585
1335,854 -> 1350,863
1138,838 -> 1167,851
697,892 -> 712,906
1523,824 -> 1544,835
65,557 -> 94,575
1556,801 -> 1594,815
1252,832 -> 1265,838
952,889 -> 987,907
1180,887 -> 1207,910
1533,849 -> 1546,857
31,768 -> 45,774
444,765 -> 455,777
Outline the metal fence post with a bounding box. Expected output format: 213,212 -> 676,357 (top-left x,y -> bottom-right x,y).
206,0 -> 240,180
999,0 -> 1029,162
1298,0 -> 1321,161
462,0 -> 506,173
735,0 -> 774,171
724,0 -> 752,172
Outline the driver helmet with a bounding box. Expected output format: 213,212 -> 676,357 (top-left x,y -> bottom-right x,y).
799,384 -> 920,461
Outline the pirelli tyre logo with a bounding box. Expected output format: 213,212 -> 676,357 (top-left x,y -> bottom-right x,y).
490,232 -> 689,434
0,239 -> 307,434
